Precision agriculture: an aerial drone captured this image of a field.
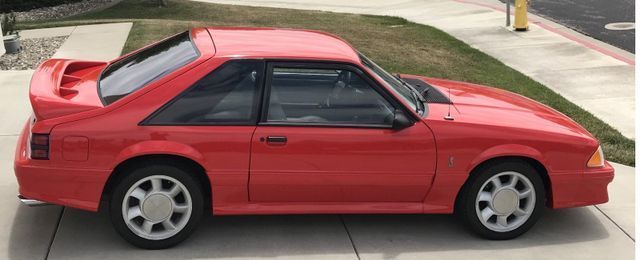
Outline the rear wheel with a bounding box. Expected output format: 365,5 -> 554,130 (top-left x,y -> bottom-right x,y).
109,164 -> 203,249
458,160 -> 545,239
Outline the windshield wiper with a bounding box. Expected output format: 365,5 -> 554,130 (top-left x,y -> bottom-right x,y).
394,73 -> 426,102
410,91 -> 425,115
393,73 -> 426,115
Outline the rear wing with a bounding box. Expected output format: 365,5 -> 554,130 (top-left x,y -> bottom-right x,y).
29,59 -> 106,120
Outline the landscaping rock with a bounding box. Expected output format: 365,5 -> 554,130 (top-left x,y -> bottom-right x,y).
0,36 -> 67,70
13,0 -> 119,22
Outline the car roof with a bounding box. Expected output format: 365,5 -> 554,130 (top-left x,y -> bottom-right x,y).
205,27 -> 361,64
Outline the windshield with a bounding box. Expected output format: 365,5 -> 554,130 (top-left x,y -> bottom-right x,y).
99,31 -> 199,105
358,52 -> 422,114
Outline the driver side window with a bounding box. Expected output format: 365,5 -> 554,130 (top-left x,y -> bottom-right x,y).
266,66 -> 395,126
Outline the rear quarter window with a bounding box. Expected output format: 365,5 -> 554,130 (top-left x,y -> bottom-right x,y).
145,60 -> 265,125
98,31 -> 199,105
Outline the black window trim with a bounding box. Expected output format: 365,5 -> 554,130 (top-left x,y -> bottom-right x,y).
140,59 -> 267,126
259,60 -> 417,129
98,30 -> 202,106
140,59 -> 418,128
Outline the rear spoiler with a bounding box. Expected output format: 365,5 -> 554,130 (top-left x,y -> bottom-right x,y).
29,59 -> 107,120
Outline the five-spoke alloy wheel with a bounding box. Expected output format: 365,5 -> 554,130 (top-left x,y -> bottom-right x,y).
110,164 -> 204,249
458,160 -> 545,240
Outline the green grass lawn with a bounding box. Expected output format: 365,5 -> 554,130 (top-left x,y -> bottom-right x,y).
19,0 -> 635,166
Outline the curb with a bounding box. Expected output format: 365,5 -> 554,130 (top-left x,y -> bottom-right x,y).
452,0 -> 635,65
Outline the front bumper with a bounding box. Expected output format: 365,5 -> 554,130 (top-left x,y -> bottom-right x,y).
549,161 -> 615,209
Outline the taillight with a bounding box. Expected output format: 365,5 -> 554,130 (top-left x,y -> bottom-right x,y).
30,133 -> 49,160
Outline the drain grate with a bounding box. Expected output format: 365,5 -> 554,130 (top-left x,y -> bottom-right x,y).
604,22 -> 635,31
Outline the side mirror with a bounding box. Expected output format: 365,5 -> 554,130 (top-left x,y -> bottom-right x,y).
392,109 -> 414,130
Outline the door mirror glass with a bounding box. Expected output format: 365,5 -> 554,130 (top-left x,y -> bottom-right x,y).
392,109 -> 413,130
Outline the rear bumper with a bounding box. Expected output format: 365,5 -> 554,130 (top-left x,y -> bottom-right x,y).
14,124 -> 110,211
549,162 -> 615,209
18,195 -> 49,206
14,162 -> 110,211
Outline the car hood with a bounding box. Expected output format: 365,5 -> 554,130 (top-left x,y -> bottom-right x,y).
405,75 -> 595,140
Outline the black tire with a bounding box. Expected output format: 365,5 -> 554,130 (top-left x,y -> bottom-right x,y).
456,160 -> 545,240
109,163 -> 204,249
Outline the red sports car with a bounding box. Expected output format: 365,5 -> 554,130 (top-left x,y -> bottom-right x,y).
15,27 -> 614,249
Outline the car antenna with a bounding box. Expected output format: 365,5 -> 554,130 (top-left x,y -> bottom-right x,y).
444,87 -> 454,121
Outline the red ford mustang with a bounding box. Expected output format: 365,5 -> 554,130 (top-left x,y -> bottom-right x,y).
14,27 -> 614,249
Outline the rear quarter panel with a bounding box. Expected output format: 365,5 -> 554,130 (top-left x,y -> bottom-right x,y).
46,54 -> 248,210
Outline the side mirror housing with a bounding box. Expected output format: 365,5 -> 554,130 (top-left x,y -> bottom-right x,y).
392,109 -> 414,130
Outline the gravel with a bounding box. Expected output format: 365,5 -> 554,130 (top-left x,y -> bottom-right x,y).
0,36 -> 68,70
13,0 -> 120,22
1,0 -> 121,70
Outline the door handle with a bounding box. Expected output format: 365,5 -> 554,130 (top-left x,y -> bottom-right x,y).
263,136 -> 287,144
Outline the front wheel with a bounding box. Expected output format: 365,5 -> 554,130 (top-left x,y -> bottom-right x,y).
109,164 -> 204,249
458,161 -> 545,239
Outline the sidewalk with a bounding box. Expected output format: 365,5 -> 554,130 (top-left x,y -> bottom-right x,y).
20,22 -> 132,61
191,0 -> 635,139
597,162 -> 635,239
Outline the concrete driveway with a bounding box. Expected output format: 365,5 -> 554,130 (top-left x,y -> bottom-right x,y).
0,20 -> 635,260
0,70 -> 634,259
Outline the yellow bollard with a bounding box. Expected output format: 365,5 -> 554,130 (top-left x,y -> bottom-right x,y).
513,0 -> 529,31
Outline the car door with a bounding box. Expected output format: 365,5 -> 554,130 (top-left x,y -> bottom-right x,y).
249,62 -> 437,203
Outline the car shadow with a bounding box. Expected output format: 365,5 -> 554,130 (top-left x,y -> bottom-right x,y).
341,207 -> 613,259
9,205 -> 617,259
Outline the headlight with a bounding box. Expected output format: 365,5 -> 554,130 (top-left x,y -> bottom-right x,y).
587,146 -> 605,168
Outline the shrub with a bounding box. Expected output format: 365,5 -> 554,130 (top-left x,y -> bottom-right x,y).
1,12 -> 17,36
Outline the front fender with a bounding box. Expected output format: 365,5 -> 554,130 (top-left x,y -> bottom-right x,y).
467,144 -> 547,173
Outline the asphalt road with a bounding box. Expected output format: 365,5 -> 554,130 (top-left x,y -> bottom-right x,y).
527,0 -> 635,53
